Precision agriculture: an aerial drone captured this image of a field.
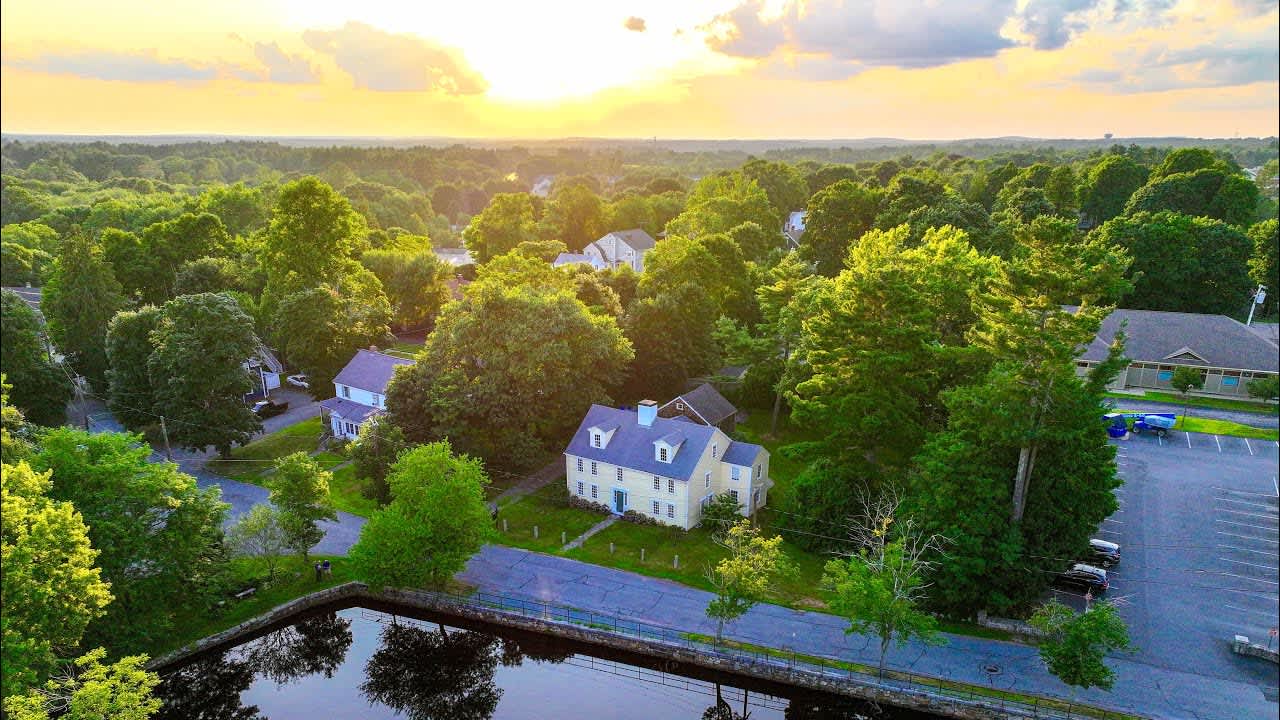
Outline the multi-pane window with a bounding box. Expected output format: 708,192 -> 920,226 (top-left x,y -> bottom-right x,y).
666,504 -> 675,519
576,481 -> 584,496
652,476 -> 660,490
704,472 -> 711,489
731,466 -> 740,481
667,478 -> 675,494
576,458 -> 583,472
755,464 -> 761,479
659,447 -> 668,462
341,385 -> 351,398
591,485 -> 598,499
593,434 -> 601,448
730,489 -> 739,502
615,467 -> 623,482
591,461 -> 598,476
652,501 -> 660,515
712,443 -> 717,459
753,490 -> 760,507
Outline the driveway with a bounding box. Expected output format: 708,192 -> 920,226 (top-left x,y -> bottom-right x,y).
258,386 -> 320,434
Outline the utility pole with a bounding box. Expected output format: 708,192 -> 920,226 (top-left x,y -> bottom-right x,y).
1246,284 -> 1267,326
159,415 -> 173,461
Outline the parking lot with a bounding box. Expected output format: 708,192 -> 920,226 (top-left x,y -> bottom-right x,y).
1072,428 -> 1279,690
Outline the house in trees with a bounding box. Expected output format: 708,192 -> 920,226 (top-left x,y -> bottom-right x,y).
1074,308 -> 1279,399
784,210 -> 806,248
582,229 -> 656,272
242,345 -> 283,398
658,382 -> 740,433
563,400 -> 771,530
319,348 -> 413,440
552,252 -> 606,271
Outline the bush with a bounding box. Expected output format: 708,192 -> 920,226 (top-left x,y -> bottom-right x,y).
621,509 -> 659,526
698,492 -> 745,536
565,494 -> 612,515
1247,375 -> 1279,401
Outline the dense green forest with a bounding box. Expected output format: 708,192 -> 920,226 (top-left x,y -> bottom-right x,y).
2,136 -> 1278,709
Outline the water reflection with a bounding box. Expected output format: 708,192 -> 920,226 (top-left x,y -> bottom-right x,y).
157,607 -> 929,720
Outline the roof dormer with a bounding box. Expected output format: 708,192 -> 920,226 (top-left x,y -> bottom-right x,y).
587,424 -> 618,450
654,432 -> 685,463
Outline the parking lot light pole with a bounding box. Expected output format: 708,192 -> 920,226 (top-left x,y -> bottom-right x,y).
1246,284 -> 1267,326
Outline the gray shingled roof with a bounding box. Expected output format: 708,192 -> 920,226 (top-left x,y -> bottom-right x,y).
565,405 -> 717,482
332,349 -> 414,394
722,441 -> 764,467
611,228 -> 656,251
664,383 -> 738,425
1079,308 -> 1278,372
319,397 -> 379,424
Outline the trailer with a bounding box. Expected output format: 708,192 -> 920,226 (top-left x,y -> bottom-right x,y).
1103,412 -> 1177,438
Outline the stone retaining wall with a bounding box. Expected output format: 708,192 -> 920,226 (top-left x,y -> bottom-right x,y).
976,610 -> 1047,641
1231,635 -> 1279,663
153,583 -> 1072,720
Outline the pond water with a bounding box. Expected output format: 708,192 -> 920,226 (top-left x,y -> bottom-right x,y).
156,605 -> 942,720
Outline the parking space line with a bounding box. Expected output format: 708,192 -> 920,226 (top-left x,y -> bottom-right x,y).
1216,530 -> 1279,544
1157,434 -> 1163,447
1217,508 -> 1279,521
1098,528 -> 1121,536
1215,435 -> 1222,453
1217,544 -> 1280,557
1214,496 -> 1278,510
1244,438 -> 1253,456
1215,519 -> 1279,531
1223,604 -> 1279,618
1215,571 -> 1280,585
1104,517 -> 1124,524
1185,432 -> 1192,448
1221,588 -> 1280,602
1219,557 -> 1280,571
1213,486 -> 1279,498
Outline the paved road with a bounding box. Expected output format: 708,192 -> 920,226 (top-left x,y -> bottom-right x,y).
1104,397 -> 1279,429
458,545 -> 1275,720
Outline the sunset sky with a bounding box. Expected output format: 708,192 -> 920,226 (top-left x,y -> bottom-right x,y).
2,0 -> 1277,139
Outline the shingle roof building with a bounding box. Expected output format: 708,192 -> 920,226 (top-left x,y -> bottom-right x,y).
658,383 -> 739,431
565,405 -> 717,482
333,349 -> 414,394
1080,309 -> 1278,372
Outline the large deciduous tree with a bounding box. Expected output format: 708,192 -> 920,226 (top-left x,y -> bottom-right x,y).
1124,167 -> 1260,228
0,290 -> 72,428
2,648 -> 161,720
350,441 -> 492,589
41,233 -> 125,390
705,520 -> 792,643
1248,219 -> 1278,316
2,461 -> 113,695
1096,211 -> 1252,315
463,193 -> 537,263
801,179 -> 881,277
538,183 -> 606,251
104,306 -> 163,431
1029,600 -> 1131,694
622,283 -> 719,402
360,248 -> 452,331
1078,155 -> 1147,226
741,158 -> 809,221
269,452 -> 338,561
665,173 -> 777,240
32,428 -> 230,653
260,177 -> 367,314
148,293 -> 262,456
388,280 -> 632,470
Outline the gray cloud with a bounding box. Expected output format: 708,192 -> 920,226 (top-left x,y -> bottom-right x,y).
624,16 -> 646,32
1070,36 -> 1279,93
704,0 -> 1016,68
302,22 -> 486,94
253,42 -> 319,84
1017,0 -> 1099,50
1231,0 -> 1279,16
7,50 -> 218,83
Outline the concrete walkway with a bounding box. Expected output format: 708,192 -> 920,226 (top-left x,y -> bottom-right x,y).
458,545 -> 1276,720
561,515 -> 619,551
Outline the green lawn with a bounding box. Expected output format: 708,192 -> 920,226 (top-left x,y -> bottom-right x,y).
1106,390 -> 1277,415
1176,416 -> 1279,440
328,464 -> 379,517
494,483 -> 609,553
206,417 -> 326,480
385,341 -> 423,359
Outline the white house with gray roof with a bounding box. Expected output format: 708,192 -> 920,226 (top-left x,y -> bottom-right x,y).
564,400 -> 771,530
320,349 -> 414,440
582,229 -> 656,273
1074,308 -> 1279,398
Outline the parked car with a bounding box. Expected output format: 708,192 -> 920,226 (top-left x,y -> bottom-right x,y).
1087,538 -> 1121,568
252,399 -> 289,418
286,374 -> 309,389
1052,563 -> 1109,594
